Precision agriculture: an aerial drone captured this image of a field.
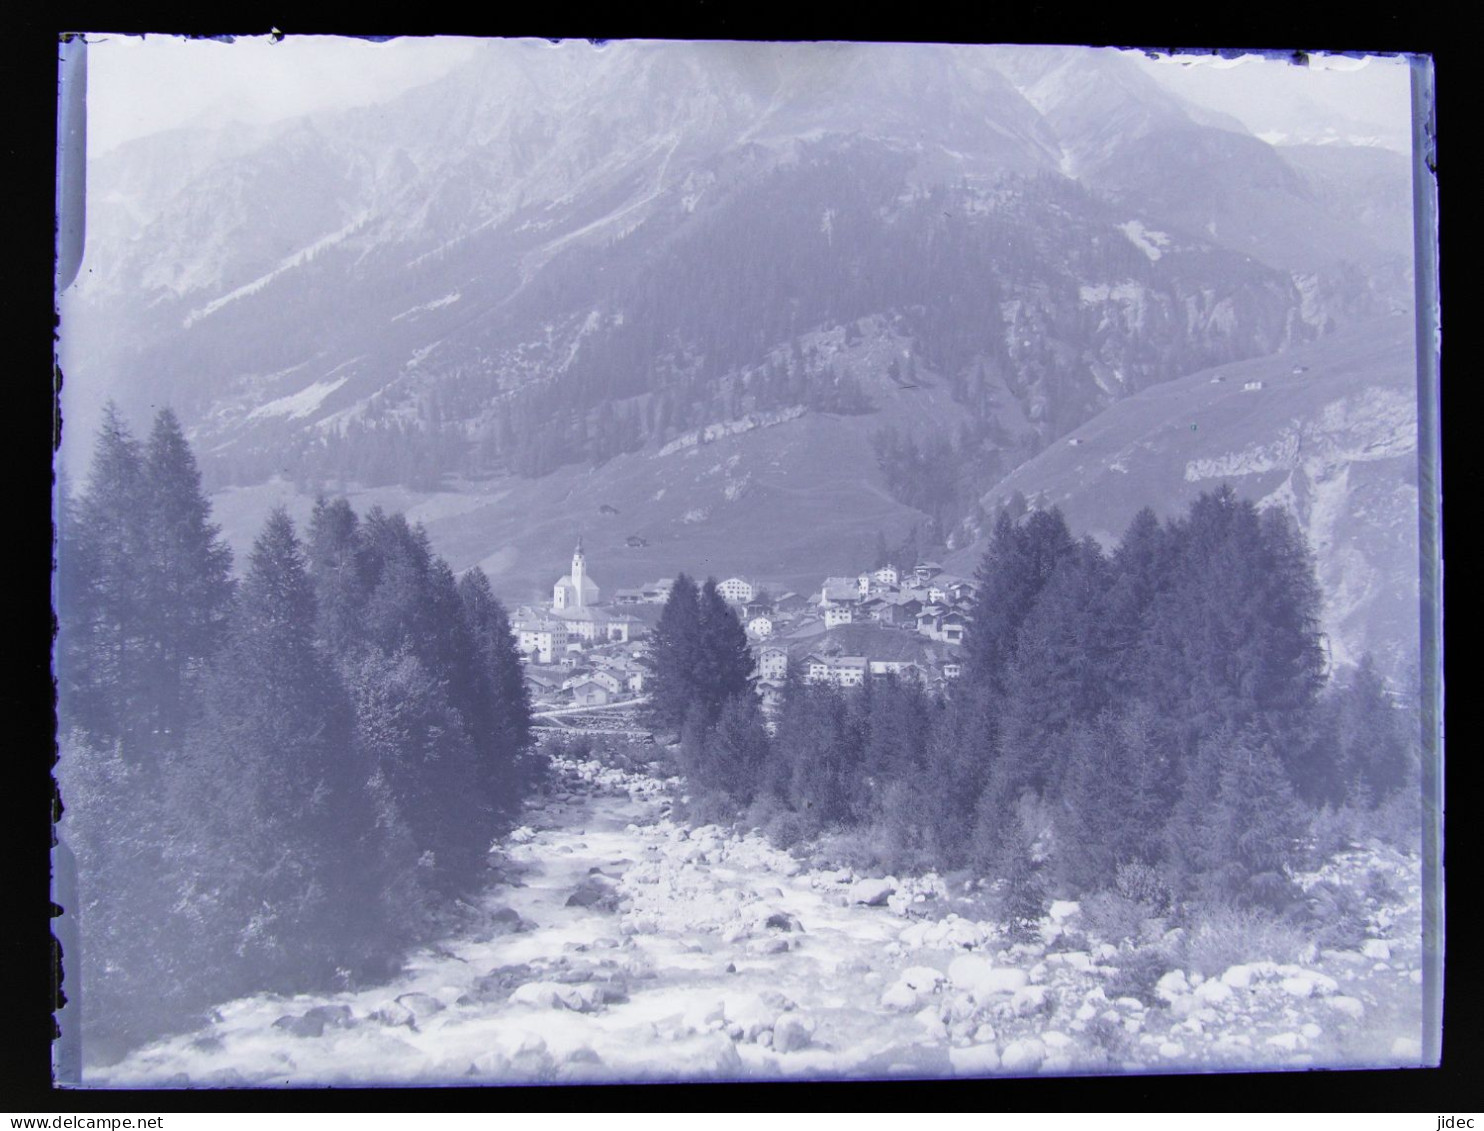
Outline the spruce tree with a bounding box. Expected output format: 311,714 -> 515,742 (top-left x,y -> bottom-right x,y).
458,566 -> 535,806
646,573 -> 702,734
138,409 -> 235,750
57,403 -> 151,755
169,510 -> 372,993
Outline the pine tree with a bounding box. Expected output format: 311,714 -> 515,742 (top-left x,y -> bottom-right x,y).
307,496 -> 371,657
695,578 -> 756,724
458,566 -> 535,807
646,573 -> 703,734
138,409 -> 235,750
169,510 -> 373,993
57,403 -> 151,755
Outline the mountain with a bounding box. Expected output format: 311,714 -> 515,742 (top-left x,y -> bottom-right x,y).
58,41 -> 1419,659
943,315 -> 1421,677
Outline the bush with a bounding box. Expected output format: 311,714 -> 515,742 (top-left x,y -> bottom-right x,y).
1294,880 -> 1370,951
763,806 -> 818,851
1082,890 -> 1153,946
1103,945 -> 1179,1008
1180,903 -> 1309,978
1372,787 -> 1423,853
1115,862 -> 1174,915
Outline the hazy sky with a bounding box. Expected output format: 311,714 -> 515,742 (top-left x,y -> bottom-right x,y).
82,33 -> 482,158
80,34 -> 1420,158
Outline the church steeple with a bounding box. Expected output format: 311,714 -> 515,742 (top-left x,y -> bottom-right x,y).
571,536 -> 586,609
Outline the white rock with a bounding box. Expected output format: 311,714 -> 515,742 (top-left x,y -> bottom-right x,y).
948,954 -> 1025,999
851,877 -> 895,906
897,965 -> 944,992
683,999 -> 727,1032
1301,1023 -> 1323,1040
1280,976 -> 1315,999
972,1022 -> 998,1043
881,982 -> 921,1011
1093,943 -> 1119,963
948,1044 -> 1001,1075
508,982 -> 571,1010
1011,985 -> 1048,1015
772,1013 -> 815,1053
1000,1037 -> 1046,1074
1411,969 -> 1425,985
374,1000 -> 417,1028
748,936 -> 789,955
1048,900 -> 1081,923
1155,970 -> 1190,1002
1220,965 -> 1255,989
1042,1030 -> 1073,1049
1266,1032 -> 1304,1052
1194,980 -> 1234,1007
1158,1041 -> 1184,1058
1075,1002 -> 1098,1022
1028,963 -> 1048,984
1326,996 -> 1366,1021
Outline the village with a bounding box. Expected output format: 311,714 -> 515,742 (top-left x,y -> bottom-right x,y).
509,540 -> 972,719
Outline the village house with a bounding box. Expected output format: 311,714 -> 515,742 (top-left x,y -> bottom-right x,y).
570,678 -> 612,707
824,604 -> 853,628
747,614 -> 774,638
756,646 -> 789,682
819,577 -> 860,608
717,577 -> 755,604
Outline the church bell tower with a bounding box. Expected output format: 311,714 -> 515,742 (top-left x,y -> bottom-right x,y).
571,537 -> 587,609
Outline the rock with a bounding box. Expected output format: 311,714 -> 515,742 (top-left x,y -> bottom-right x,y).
1194,980 -> 1234,1007
488,906 -> 535,934
683,1000 -> 727,1032
1301,1023 -> 1323,1040
508,982 -> 571,1010
725,963 -> 737,974
1266,1032 -> 1304,1052
1042,1031 -> 1072,1049
1361,939 -> 1392,960
901,965 -> 947,993
395,992 -> 445,1019
749,936 -> 790,955
565,875 -> 622,912
272,1013 -> 326,1038
1326,996 -> 1366,1021
1011,985 -> 1048,1016
1220,965 -> 1255,989
972,1022 -> 998,1044
564,1046 -> 603,1066
470,964 -> 538,1003
948,1044 -> 1001,1075
1280,976 -> 1315,998
1028,963 -> 1048,984
772,1013 -> 815,1053
373,1000 -> 417,1028
1155,970 -> 1190,1003
881,982 -> 921,1011
851,878 -> 895,906
1047,900 -> 1081,924
764,911 -> 803,932
1158,1041 -> 1184,1058
1000,1037 -> 1046,1074
947,955 -> 998,998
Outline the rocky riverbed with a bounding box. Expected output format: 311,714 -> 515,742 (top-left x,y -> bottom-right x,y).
94,751 -> 1428,1087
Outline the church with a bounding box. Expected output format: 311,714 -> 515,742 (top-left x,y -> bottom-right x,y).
553,537 -> 601,610
545,539 -> 638,644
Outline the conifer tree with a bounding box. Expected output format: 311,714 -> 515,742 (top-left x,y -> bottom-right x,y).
138,409 -> 235,749
57,403 -> 151,755
458,566 -> 535,804
646,573 -> 702,733
169,510 -> 372,993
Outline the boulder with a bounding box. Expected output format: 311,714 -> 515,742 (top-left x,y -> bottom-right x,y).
1011,985 -> 1049,1016
1361,939 -> 1392,961
881,982 -> 920,1011
373,1000 -> 417,1028
1194,980 -> 1234,1007
1220,965 -> 1255,989
949,955 -> 1026,999
1047,900 -> 1081,924
1155,970 -> 1190,1003
764,911 -> 804,933
749,936 -> 790,955
948,1044 -> 1001,1075
1326,995 -> 1366,1021
395,992 -> 445,1019
772,1013 -> 815,1053
1000,1037 -> 1046,1074
272,1013 -> 326,1038
851,878 -> 895,907
566,875 -> 622,912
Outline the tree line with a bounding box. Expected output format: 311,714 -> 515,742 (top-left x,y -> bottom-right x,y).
55,405 -> 535,1058
649,488 -> 1419,933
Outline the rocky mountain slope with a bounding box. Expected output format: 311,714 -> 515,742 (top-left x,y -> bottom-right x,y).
945,316 -> 1421,676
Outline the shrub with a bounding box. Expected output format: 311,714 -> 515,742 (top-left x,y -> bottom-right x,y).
1295,880 -> 1370,951
1180,903 -> 1309,978
1103,945 -> 1180,1007
1082,890 -> 1153,946
1115,862 -> 1174,915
